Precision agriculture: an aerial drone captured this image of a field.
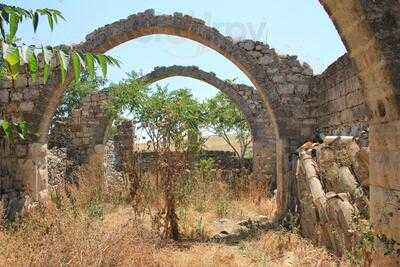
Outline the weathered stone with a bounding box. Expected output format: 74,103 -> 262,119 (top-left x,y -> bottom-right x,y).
11,92 -> 23,101
19,101 -> 34,112
239,40 -> 255,51
259,55 -> 274,65
23,88 -> 39,100
248,51 -> 262,59
0,89 -> 9,103
1,7 -> 399,264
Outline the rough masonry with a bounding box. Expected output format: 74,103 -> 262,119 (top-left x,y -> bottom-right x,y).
0,3 -> 399,263
66,66 -> 276,187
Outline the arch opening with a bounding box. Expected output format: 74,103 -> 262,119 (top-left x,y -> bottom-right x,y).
63,65 -> 276,190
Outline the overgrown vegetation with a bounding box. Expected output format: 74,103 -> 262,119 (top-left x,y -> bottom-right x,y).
205,92 -> 252,165
100,73 -> 255,240
0,155 -> 346,266
0,3 -> 119,142
105,73 -> 251,159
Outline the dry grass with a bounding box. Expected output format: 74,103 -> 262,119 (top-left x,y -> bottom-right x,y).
0,159 -> 349,266
137,134 -> 252,154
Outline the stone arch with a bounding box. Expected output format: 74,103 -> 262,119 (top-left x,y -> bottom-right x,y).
67,65 -> 276,187
142,65 -> 277,186
39,10 -> 310,141
30,10 -> 314,216
0,4 -> 398,263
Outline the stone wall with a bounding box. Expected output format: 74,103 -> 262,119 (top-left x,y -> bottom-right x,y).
68,91 -> 109,163
310,54 -> 369,136
0,69 -> 50,200
113,121 -> 136,172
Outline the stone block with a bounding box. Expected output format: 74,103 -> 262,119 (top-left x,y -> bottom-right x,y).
23,88 -> 39,100
369,150 -> 400,191
259,55 -> 274,65
239,40 -> 255,51
346,90 -> 363,108
370,186 -> 400,242
19,101 -> 34,112
11,92 -> 23,101
6,103 -> 18,113
15,145 -> 27,157
248,51 -> 262,59
0,89 -> 9,103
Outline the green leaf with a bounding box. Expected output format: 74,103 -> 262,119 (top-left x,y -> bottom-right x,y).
9,12 -> 19,41
19,45 -> 33,64
95,54 -> 107,77
42,46 -> 53,64
1,10 -> 9,23
33,11 -> 39,32
85,53 -> 95,80
71,51 -> 81,83
57,49 -> 70,84
47,13 -> 53,31
53,10 -> 65,22
16,121 -> 30,139
28,50 -> 38,81
0,119 -> 12,141
42,46 -> 53,83
105,55 -> 121,67
2,42 -> 20,66
43,63 -> 50,83
0,17 -> 5,40
8,63 -> 20,80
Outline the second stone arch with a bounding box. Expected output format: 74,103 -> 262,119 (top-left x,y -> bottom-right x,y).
65,65 -> 277,190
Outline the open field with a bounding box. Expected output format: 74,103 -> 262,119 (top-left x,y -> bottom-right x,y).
136,134 -> 251,154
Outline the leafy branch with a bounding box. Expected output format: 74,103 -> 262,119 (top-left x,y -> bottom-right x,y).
0,4 -> 120,84
0,4 -> 122,142
0,119 -> 31,142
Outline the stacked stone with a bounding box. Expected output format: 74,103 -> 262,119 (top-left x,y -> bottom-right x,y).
235,39 -> 315,140
0,68 -> 49,201
104,141 -> 123,181
310,54 -> 369,136
113,121 -> 136,172
47,147 -> 69,186
68,91 -> 109,163
48,120 -> 72,149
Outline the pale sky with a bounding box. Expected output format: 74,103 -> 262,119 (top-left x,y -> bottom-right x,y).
7,0 -> 346,100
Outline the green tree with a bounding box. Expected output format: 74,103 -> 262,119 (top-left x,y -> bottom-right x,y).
105,71 -> 149,120
205,92 -> 252,164
134,86 -> 206,152
105,74 -> 206,152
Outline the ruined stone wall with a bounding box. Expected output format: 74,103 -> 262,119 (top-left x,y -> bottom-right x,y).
0,70 -> 49,199
310,54 -> 369,136
0,10 -> 317,215
68,91 -> 109,163
113,121 -> 136,172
